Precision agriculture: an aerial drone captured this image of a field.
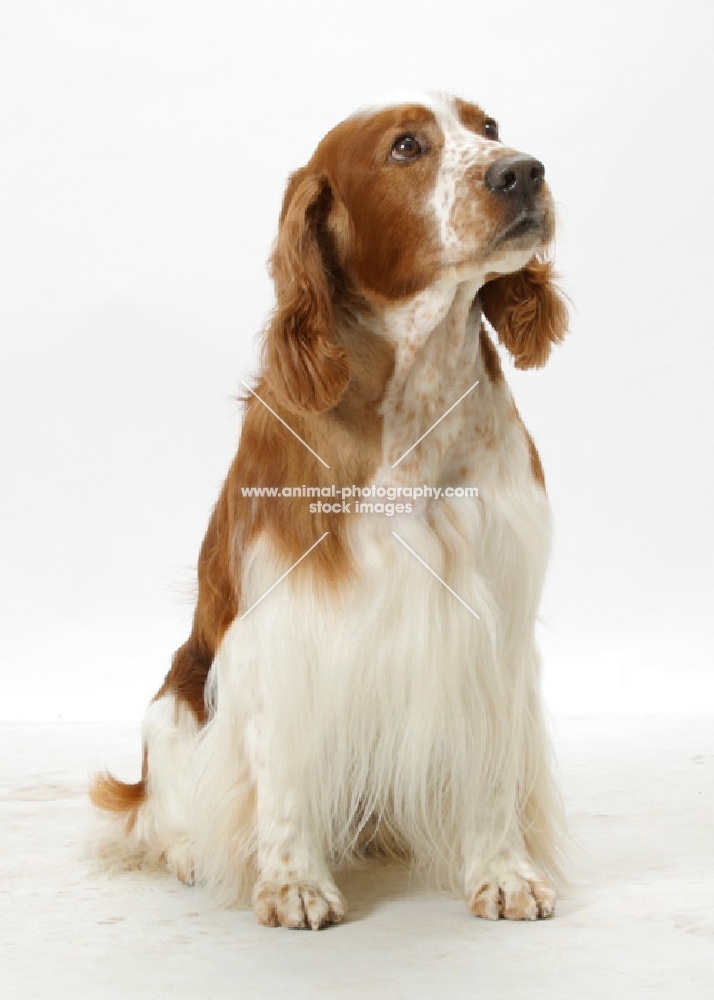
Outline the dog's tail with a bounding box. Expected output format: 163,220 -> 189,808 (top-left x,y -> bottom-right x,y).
89,771 -> 146,821
86,757 -> 162,872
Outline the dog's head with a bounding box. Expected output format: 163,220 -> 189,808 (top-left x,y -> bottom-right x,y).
264,93 -> 568,412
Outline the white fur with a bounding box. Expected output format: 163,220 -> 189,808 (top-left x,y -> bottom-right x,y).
353,90 -> 453,118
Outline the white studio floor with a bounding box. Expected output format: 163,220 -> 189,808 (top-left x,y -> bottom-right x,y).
1,714 -> 712,1000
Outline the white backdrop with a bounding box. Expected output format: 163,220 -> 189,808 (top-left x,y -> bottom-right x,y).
1,0 -> 712,720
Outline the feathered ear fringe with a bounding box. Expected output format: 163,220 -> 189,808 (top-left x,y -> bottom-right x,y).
262,168 -> 351,413
479,257 -> 569,369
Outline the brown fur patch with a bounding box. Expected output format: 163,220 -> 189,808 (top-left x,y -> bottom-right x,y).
479,323 -> 503,383
308,105 -> 444,300
90,746 -> 148,826
480,257 -> 568,369
453,97 -> 493,138
525,429 -> 546,489
89,769 -> 145,817
263,169 -> 352,415
511,400 -> 546,490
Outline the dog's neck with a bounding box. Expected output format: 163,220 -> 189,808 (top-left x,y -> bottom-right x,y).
365,277 -> 490,481
376,276 -> 483,388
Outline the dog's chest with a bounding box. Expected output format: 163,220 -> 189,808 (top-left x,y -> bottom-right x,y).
342,289 -> 549,644
231,288 -> 547,721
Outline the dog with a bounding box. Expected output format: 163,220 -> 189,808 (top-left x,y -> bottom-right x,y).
91,92 -> 569,929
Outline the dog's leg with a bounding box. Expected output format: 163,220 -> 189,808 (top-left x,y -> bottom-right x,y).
463,796 -> 556,921
251,771 -> 346,930
462,717 -> 560,921
462,621 -> 562,920
251,743 -> 346,930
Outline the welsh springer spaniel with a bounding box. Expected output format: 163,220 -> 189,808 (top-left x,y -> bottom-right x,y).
91,92 -> 569,929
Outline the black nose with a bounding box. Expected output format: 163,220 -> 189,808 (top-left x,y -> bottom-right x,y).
485,154 -> 545,200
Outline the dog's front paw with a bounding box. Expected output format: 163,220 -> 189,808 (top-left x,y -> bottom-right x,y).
252,878 -> 347,930
467,868 -> 555,921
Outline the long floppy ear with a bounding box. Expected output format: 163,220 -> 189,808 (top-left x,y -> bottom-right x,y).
263,167 -> 351,413
479,257 -> 569,369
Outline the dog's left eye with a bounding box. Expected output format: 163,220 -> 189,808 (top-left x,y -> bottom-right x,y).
484,118 -> 499,141
391,134 -> 424,162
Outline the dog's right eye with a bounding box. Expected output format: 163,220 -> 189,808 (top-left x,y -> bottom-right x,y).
391,134 -> 424,162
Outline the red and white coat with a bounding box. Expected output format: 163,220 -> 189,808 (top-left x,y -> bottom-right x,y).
92,92 -> 570,929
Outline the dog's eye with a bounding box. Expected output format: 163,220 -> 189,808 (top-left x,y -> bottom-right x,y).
484,118 -> 499,141
391,134 -> 424,162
